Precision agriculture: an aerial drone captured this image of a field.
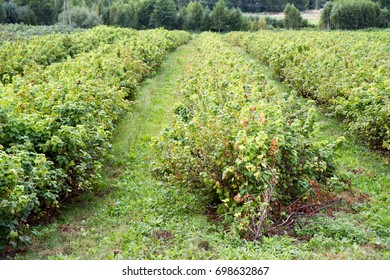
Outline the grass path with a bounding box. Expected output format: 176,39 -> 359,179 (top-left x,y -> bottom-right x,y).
16,36 -> 389,260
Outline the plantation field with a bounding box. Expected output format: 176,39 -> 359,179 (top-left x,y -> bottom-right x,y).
0,26 -> 190,250
0,24 -> 83,43
0,28 -> 389,260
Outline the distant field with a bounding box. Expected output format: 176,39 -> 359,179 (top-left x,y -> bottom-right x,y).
244,9 -> 322,25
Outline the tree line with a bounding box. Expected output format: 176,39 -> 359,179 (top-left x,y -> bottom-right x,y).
320,0 -> 389,29
0,0 -> 389,31
0,0 -> 286,31
0,0 -> 324,27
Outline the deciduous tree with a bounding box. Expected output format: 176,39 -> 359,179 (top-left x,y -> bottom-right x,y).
3,0 -> 19,23
186,1 -> 204,31
284,3 -> 302,29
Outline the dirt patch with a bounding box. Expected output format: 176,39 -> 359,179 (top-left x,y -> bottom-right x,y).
152,229 -> 174,240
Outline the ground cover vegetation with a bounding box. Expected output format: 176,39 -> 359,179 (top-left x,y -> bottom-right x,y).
225,31 -> 390,152
0,26 -> 190,250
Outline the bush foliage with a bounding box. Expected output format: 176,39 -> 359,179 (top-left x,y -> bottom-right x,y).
225,31 -> 390,151
153,33 -> 340,239
0,26 -> 190,249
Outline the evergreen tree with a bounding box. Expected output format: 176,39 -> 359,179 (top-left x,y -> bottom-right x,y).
97,0 -> 110,24
379,7 -> 389,27
177,6 -> 188,29
108,2 -> 119,25
226,7 -> 243,30
13,0 -> 29,6
375,0 -> 390,9
138,0 -> 155,29
211,0 -> 228,32
201,6 -> 212,30
256,18 -> 268,30
112,3 -> 138,28
186,1 -> 204,31
284,3 -> 302,29
150,0 -> 177,30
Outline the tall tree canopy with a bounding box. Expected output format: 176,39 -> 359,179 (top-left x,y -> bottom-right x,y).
150,0 -> 177,29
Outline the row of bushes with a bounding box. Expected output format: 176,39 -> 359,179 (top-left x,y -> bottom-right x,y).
225,31 -> 390,151
0,26 -> 144,83
0,27 -> 190,248
0,23 -> 82,42
153,33 -> 340,239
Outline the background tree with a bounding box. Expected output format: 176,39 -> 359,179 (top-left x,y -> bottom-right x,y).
29,0 -> 58,25
264,16 -> 285,28
200,0 -> 216,9
251,18 -> 268,30
378,7 -> 389,26
17,5 -> 36,24
138,0 -> 155,29
211,0 -> 228,32
284,3 -> 302,29
110,2 -> 138,28
201,6 -> 212,30
320,1 -> 333,29
0,2 -> 6,23
329,0 -> 382,30
374,0 -> 390,8
58,5 -> 102,28
150,0 -> 177,29
95,0 -> 110,25
186,1 -> 204,31
3,0 -> 19,23
177,5 -> 188,29
226,7 -> 244,30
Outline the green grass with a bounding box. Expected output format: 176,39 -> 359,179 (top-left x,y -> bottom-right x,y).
14,35 -> 389,260
309,111 -> 390,259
